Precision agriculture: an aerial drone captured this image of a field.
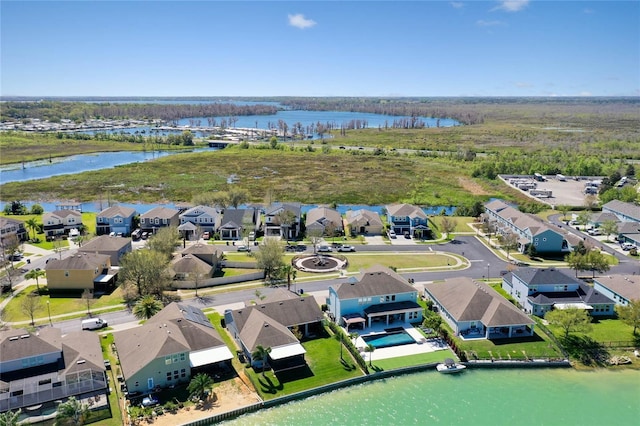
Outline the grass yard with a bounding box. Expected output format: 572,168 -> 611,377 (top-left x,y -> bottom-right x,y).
547,317 -> 637,345
243,328 -> 364,400
3,285 -> 126,323
371,348 -> 456,372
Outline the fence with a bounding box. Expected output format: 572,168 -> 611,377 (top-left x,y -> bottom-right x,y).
171,271 -> 265,289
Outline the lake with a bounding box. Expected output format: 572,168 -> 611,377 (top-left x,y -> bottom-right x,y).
220,368 -> 640,426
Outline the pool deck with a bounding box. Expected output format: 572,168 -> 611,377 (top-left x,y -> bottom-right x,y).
347,323 -> 450,362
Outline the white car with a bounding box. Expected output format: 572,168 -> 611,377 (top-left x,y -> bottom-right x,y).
388,230 -> 397,239
587,228 -> 602,236
337,245 -> 356,252
237,245 -> 251,252
317,245 -> 332,252
621,242 -> 635,251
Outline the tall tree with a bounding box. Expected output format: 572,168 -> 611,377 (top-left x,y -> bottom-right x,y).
440,217 -> 456,239
253,237 -> 285,282
307,228 -> 324,254
82,289 -> 94,316
600,220 -> 619,242
146,226 -> 180,261
616,300 -> 640,335
364,343 -> 375,367
280,264 -> 297,291
187,373 -> 214,401
501,232 -> 518,261
227,188 -> 249,209
24,269 -> 46,293
21,293 -> 42,325
25,218 -> 39,241
54,396 -> 89,426
251,345 -> 272,377
545,308 -> 592,338
585,250 -> 610,278
119,249 -> 171,297
565,251 -> 588,277
132,295 -> 164,320
275,209 -> 297,241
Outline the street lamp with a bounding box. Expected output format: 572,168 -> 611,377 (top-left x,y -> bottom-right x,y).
46,300 -> 52,325
487,263 -> 491,281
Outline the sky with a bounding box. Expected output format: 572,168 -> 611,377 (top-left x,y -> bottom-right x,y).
1,0 -> 639,97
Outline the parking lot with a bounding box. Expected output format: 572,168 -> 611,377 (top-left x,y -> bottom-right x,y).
500,175 -> 604,208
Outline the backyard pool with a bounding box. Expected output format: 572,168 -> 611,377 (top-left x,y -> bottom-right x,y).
361,329 -> 416,349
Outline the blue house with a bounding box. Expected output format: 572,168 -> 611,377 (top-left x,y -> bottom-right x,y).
593,275 -> 640,307
96,205 -> 137,236
502,267 -> 615,317
484,200 -> 570,254
327,265 -> 422,330
385,204 -> 429,238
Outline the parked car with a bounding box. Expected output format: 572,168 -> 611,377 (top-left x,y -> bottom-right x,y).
237,245 -> 251,252
81,318 -> 108,330
202,231 -> 211,240
337,245 -> 355,252
317,245 -> 332,252
388,230 -> 397,239
403,232 -> 411,239
141,395 -> 159,407
621,242 -> 635,251
248,231 -> 256,241
587,228 -> 602,236
141,232 -> 149,240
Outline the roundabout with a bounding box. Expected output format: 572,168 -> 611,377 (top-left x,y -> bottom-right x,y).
293,253 -> 348,273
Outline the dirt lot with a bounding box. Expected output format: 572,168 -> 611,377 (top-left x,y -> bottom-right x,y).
499,175 -> 604,207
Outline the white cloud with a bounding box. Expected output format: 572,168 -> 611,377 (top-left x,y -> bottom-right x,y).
288,13 -> 317,30
578,91 -> 592,97
476,20 -> 504,27
515,82 -> 533,88
450,2 -> 464,9
494,1 -> 530,12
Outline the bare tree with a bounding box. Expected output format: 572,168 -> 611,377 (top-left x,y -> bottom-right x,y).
307,228 -> 324,254
21,293 -> 42,326
82,289 -> 94,317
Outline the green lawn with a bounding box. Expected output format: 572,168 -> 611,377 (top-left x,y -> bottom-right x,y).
3,285 -> 126,323
547,317 -> 636,344
243,328 -> 365,400
371,348 -> 456,371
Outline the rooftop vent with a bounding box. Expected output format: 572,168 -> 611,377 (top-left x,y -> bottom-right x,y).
9,336 -> 19,341
20,335 -> 30,339
77,360 -> 86,364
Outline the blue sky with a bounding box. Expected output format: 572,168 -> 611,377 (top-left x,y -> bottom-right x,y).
1,0 -> 639,97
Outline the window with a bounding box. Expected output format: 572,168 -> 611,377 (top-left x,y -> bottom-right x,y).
180,353 -> 186,361
166,372 -> 172,381
174,370 -> 179,380
172,354 -> 179,364
65,271 -> 69,277
181,369 -> 186,378
165,356 -> 171,365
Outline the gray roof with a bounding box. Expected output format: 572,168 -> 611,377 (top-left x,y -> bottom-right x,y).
45,252 -> 110,271
618,221 -> 640,234
528,282 -> 614,306
171,255 -> 213,275
602,200 -> 640,222
231,295 -> 323,334
265,202 -> 301,217
238,309 -> 298,352
97,205 -> 136,218
141,206 -> 179,220
113,303 -> 226,380
510,267 -> 582,287
594,275 -> 640,302
79,235 -> 131,252
44,210 -> 82,220
486,202 -> 553,237
305,207 -> 343,228
180,205 -> 220,219
0,327 -> 62,364
424,277 -> 534,327
589,212 -> 620,224
346,209 -> 383,227
386,203 -> 427,219
220,208 -> 257,229
332,265 -> 415,299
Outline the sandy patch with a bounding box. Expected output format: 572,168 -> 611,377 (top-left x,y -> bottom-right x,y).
458,176 -> 490,195
149,377 -> 261,426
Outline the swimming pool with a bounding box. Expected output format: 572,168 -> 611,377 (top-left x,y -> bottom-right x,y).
361,329 -> 416,349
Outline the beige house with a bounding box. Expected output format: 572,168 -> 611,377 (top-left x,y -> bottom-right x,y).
140,206 -> 180,234
78,235 -> 132,266
170,255 -> 214,281
43,210 -> 83,238
346,209 -> 384,236
45,252 -> 117,293
180,243 -> 221,267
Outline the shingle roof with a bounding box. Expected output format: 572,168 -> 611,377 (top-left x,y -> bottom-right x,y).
424,277 -> 534,327
171,255 -> 213,275
0,327 -> 62,364
231,296 -> 323,334
45,210 -> 82,220
45,252 -> 110,271
305,207 -> 342,227
528,283 -> 614,306
511,267 -> 581,286
141,206 -> 179,219
332,266 -> 415,299
386,204 -> 427,219
346,209 -> 383,227
79,235 -> 131,252
602,200 -> 640,222
238,309 -> 298,352
114,303 -> 226,379
265,203 -> 301,217
220,208 -> 256,228
97,205 -> 136,218
593,275 -> 640,302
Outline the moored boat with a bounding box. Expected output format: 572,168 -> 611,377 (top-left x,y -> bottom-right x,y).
436,358 -> 466,374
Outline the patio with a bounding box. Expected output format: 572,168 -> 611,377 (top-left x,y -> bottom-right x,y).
344,323 -> 450,362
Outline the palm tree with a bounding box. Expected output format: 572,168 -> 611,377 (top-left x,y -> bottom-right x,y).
281,264 -> 297,291
25,218 -> 39,241
187,372 -> 214,401
132,295 -> 163,320
251,345 -> 272,377
54,396 -> 89,425
0,408 -> 22,426
364,343 -> 375,367
24,269 -> 46,292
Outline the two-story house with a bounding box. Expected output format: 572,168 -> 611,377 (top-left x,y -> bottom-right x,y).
218,208 -> 260,240
42,210 -> 83,238
502,267 -> 615,317
305,207 -> 343,236
140,206 -> 180,234
593,275 -> 640,307
263,203 -> 302,240
601,200 -> 640,247
45,252 -> 117,293
95,205 -> 137,236
484,200 -> 570,254
424,277 -> 535,339
0,217 -> 28,243
327,265 -> 422,330
345,209 -> 384,236
0,327 -> 107,413
385,204 -> 429,238
179,205 -> 221,236
113,303 -> 233,394
77,235 -> 132,266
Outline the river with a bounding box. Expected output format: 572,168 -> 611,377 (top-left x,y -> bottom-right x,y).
220,368 -> 640,426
